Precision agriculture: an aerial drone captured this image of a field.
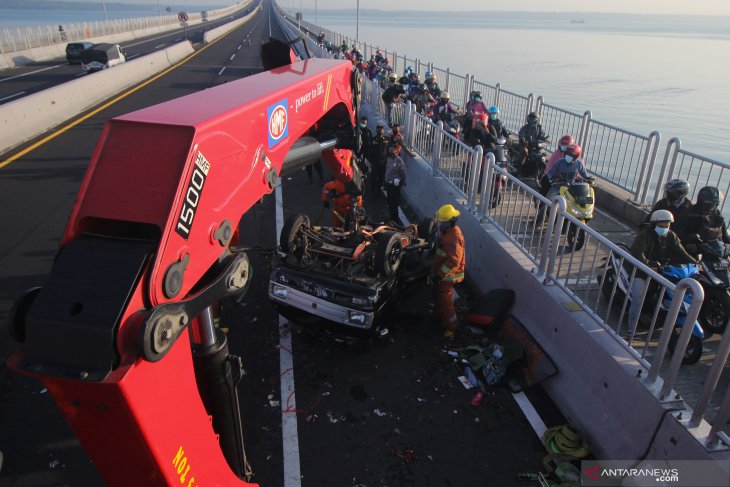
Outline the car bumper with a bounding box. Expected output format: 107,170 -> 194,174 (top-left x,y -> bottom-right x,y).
269,281 -> 376,331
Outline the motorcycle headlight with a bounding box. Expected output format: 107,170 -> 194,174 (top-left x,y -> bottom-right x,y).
567,206 -> 590,220
271,284 -> 288,299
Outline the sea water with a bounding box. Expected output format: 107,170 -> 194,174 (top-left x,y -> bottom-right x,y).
310,10 -> 730,164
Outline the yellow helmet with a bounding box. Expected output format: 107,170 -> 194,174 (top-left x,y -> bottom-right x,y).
436,204 -> 460,222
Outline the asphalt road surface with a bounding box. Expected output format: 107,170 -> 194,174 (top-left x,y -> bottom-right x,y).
0,1 -> 553,485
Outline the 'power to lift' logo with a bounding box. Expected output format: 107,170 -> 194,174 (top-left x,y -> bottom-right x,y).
267,98 -> 288,148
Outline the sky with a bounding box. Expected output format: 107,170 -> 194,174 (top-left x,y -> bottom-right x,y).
46,0 -> 730,16
282,0 -> 730,16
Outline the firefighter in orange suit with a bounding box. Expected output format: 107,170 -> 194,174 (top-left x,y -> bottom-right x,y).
322,178 -> 363,228
430,204 -> 466,337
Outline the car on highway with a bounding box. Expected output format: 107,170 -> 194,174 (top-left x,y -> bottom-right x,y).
65,41 -> 94,64
80,43 -> 126,72
269,213 -> 437,343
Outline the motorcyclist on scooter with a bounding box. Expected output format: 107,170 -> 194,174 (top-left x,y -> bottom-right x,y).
541,134 -> 575,196
433,91 -> 459,124
484,106 -> 510,150
674,186 -> 730,257
464,91 -> 488,141
424,71 -> 441,97
546,144 -> 591,185
467,114 -> 490,148
518,112 -> 550,176
640,179 -> 692,229
627,209 -> 697,336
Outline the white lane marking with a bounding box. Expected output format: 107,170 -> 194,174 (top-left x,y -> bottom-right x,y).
218,67 -> 226,76
230,54 -> 236,61
275,181 -> 302,487
0,91 -> 25,102
175,38 -> 182,42
74,71 -> 87,77
127,53 -> 140,60
237,45 -> 242,50
154,43 -> 166,49
0,64 -> 66,83
512,391 -> 548,440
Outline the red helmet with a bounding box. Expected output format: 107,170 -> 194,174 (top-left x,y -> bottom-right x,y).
565,144 -> 582,159
474,113 -> 488,128
559,134 -> 574,147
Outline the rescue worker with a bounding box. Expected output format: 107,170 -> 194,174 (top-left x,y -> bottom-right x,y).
430,204 -> 466,338
384,146 -> 407,223
369,123 -> 390,192
640,179 -> 691,229
627,209 -> 696,337
321,178 -> 362,228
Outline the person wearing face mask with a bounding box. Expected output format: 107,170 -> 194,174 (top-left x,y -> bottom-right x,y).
484,106 -> 510,149
430,204 -> 466,338
546,144 -> 591,185
627,210 -> 697,336
674,186 -> 730,257
358,116 -> 373,162
540,134 -> 575,196
640,179 -> 691,229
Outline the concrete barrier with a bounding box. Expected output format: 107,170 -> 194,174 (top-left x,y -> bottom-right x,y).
203,9 -> 256,44
0,41 -> 194,154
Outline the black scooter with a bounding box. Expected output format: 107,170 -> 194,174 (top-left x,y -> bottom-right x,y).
696,240 -> 730,337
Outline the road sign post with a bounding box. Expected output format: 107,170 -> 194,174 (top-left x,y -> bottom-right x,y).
178,11 -> 189,40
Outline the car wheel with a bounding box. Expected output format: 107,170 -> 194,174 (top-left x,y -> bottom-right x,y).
280,214 -> 310,254
374,232 -> 404,276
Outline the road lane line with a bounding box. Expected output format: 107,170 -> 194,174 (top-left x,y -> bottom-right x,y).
230,54 -> 236,61
275,181 -> 303,487
154,44 -> 166,49
0,64 -> 66,83
74,72 -> 87,77
218,67 -> 226,76
0,27 -> 239,170
126,53 -> 140,60
0,91 -> 26,102
512,391 -> 548,440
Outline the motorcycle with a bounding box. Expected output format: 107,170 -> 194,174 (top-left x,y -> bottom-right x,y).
512,140 -> 549,179
601,248 -> 705,365
695,240 -> 730,336
486,137 -> 515,208
535,177 -> 595,251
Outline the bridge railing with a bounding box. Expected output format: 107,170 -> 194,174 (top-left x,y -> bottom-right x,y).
358,81 -> 728,439
316,27 -> 729,207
